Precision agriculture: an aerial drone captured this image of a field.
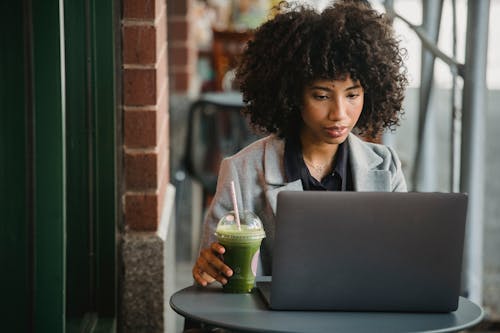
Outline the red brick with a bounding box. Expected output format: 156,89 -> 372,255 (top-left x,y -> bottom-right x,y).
123,25 -> 156,65
124,110 -> 157,148
156,0 -> 165,20
157,95 -> 169,173
170,46 -> 197,72
168,19 -> 189,42
157,160 -> 169,215
155,93 -> 168,136
125,151 -> 158,190
169,45 -> 189,67
160,144 -> 169,182
171,71 -> 189,92
167,0 -> 188,16
156,50 -> 168,90
156,136 -> 168,180
124,69 -> 156,105
125,193 -> 158,231
123,0 -> 155,19
156,9 -> 167,59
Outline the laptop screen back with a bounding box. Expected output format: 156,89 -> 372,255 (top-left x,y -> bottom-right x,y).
268,191 -> 467,312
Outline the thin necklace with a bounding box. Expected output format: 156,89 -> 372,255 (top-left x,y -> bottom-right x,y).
303,157 -> 331,174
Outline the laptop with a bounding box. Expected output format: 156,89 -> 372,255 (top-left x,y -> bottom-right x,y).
257,191 -> 468,312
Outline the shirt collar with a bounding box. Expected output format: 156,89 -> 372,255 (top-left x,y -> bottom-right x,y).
335,140 -> 349,188
284,136 -> 349,185
284,135 -> 303,182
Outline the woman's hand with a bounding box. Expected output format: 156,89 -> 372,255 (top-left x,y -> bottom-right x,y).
192,242 -> 233,287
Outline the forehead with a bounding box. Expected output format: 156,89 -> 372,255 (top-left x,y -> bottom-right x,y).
307,75 -> 362,89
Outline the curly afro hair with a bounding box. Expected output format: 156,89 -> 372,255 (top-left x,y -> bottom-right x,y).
235,0 -> 408,139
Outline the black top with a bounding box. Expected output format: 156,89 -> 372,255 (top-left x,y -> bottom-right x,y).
284,136 -> 353,191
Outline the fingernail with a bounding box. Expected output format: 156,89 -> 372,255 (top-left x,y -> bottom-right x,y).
221,278 -> 227,285
226,270 -> 233,277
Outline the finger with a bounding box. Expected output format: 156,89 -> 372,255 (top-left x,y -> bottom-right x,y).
198,256 -> 229,285
211,242 -> 226,254
201,271 -> 216,283
201,248 -> 233,277
192,261 -> 220,286
192,266 -> 208,286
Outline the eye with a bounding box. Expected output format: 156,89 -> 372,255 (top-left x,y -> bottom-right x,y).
347,93 -> 360,99
313,94 -> 329,100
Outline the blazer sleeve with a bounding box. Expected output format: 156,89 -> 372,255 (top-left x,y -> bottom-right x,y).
387,145 -> 407,192
198,157 -> 240,251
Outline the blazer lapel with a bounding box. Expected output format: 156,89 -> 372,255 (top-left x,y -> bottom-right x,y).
262,136 -> 303,214
348,133 -> 391,191
266,180 -> 303,215
261,134 -> 392,215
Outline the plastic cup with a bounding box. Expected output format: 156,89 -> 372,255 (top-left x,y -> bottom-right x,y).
215,210 -> 266,293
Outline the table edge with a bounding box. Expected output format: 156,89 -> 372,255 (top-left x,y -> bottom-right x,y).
169,286 -> 485,333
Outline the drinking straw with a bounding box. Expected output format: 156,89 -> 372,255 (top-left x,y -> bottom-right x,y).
230,181 -> 242,230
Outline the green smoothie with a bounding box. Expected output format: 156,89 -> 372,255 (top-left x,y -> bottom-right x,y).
215,211 -> 265,293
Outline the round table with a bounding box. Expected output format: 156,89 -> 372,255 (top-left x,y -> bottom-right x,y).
170,285 -> 484,333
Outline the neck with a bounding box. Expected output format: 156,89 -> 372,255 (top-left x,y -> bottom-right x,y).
300,135 -> 339,165
300,134 -> 340,181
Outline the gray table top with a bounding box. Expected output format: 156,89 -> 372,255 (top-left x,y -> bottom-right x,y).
170,285 -> 484,333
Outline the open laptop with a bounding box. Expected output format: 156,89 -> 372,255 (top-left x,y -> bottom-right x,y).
257,191 -> 468,312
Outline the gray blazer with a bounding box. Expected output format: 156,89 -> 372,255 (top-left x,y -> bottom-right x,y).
200,133 -> 407,274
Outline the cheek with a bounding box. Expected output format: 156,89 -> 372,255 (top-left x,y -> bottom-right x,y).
353,105 -> 363,120
301,106 -> 324,124
351,99 -> 364,121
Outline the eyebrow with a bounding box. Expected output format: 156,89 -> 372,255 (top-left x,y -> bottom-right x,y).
309,84 -> 363,92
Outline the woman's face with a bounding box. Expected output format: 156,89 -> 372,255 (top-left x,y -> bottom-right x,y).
300,75 -> 364,145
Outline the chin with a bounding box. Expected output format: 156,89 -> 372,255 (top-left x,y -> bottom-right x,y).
324,135 -> 348,145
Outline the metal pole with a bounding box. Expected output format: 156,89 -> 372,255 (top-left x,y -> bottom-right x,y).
460,0 -> 490,305
411,0 -> 443,191
450,0 -> 461,193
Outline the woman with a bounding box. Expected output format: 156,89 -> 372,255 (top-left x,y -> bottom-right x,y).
193,0 -> 408,287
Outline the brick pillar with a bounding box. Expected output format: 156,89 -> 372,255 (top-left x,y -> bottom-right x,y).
123,0 -> 169,229
121,0 -> 176,332
167,0 -> 198,94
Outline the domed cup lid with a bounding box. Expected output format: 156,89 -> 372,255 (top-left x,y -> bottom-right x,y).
215,210 -> 266,241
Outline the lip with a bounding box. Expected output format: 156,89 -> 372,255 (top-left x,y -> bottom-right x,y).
324,126 -> 348,138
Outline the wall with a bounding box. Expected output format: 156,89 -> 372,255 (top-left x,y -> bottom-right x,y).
121,0 -> 174,331
166,0 -> 201,267
167,0 -> 198,94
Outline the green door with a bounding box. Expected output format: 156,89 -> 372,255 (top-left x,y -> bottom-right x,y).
1,0 -> 118,332
1,1 -> 32,331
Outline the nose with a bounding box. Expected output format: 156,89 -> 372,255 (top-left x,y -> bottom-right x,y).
328,98 -> 348,121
